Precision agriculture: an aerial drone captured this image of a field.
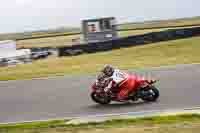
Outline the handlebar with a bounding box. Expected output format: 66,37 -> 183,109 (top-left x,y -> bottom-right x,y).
148,79 -> 159,85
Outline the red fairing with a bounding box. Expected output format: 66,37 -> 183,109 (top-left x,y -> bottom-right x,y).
110,74 -> 148,99
136,76 -> 147,85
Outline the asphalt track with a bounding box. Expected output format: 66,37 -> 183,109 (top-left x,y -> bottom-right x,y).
0,64 -> 200,124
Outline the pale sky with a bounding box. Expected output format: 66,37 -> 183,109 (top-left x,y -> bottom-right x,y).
0,0 -> 199,33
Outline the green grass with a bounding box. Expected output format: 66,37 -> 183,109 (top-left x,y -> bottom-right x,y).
0,114 -> 200,133
16,34 -> 81,48
1,36 -> 200,80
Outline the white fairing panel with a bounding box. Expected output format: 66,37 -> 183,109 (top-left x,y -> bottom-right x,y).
111,69 -> 128,84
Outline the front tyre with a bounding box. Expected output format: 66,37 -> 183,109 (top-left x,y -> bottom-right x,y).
90,92 -> 111,105
141,86 -> 160,102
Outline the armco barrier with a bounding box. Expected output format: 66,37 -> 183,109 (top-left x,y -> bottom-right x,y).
58,27 -> 200,56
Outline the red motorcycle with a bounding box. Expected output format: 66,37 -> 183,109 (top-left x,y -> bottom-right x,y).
90,78 -> 160,105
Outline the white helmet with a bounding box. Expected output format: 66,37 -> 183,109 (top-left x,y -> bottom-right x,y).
101,64 -> 114,77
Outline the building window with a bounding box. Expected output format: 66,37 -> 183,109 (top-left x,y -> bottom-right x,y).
87,21 -> 100,33
99,19 -> 112,31
104,20 -> 111,30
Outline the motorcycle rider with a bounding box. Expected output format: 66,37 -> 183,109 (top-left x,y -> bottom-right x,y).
100,64 -> 156,101
95,72 -> 109,89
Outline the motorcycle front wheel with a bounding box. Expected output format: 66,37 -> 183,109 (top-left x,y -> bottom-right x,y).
90,92 -> 111,105
141,86 -> 160,102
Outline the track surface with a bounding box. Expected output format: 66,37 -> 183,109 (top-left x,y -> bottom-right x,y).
0,64 -> 200,123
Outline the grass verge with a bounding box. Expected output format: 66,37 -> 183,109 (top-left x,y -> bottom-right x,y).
1,36 -> 200,80
0,114 -> 200,133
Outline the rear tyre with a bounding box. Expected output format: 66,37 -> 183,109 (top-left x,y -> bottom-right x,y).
90,92 -> 111,105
